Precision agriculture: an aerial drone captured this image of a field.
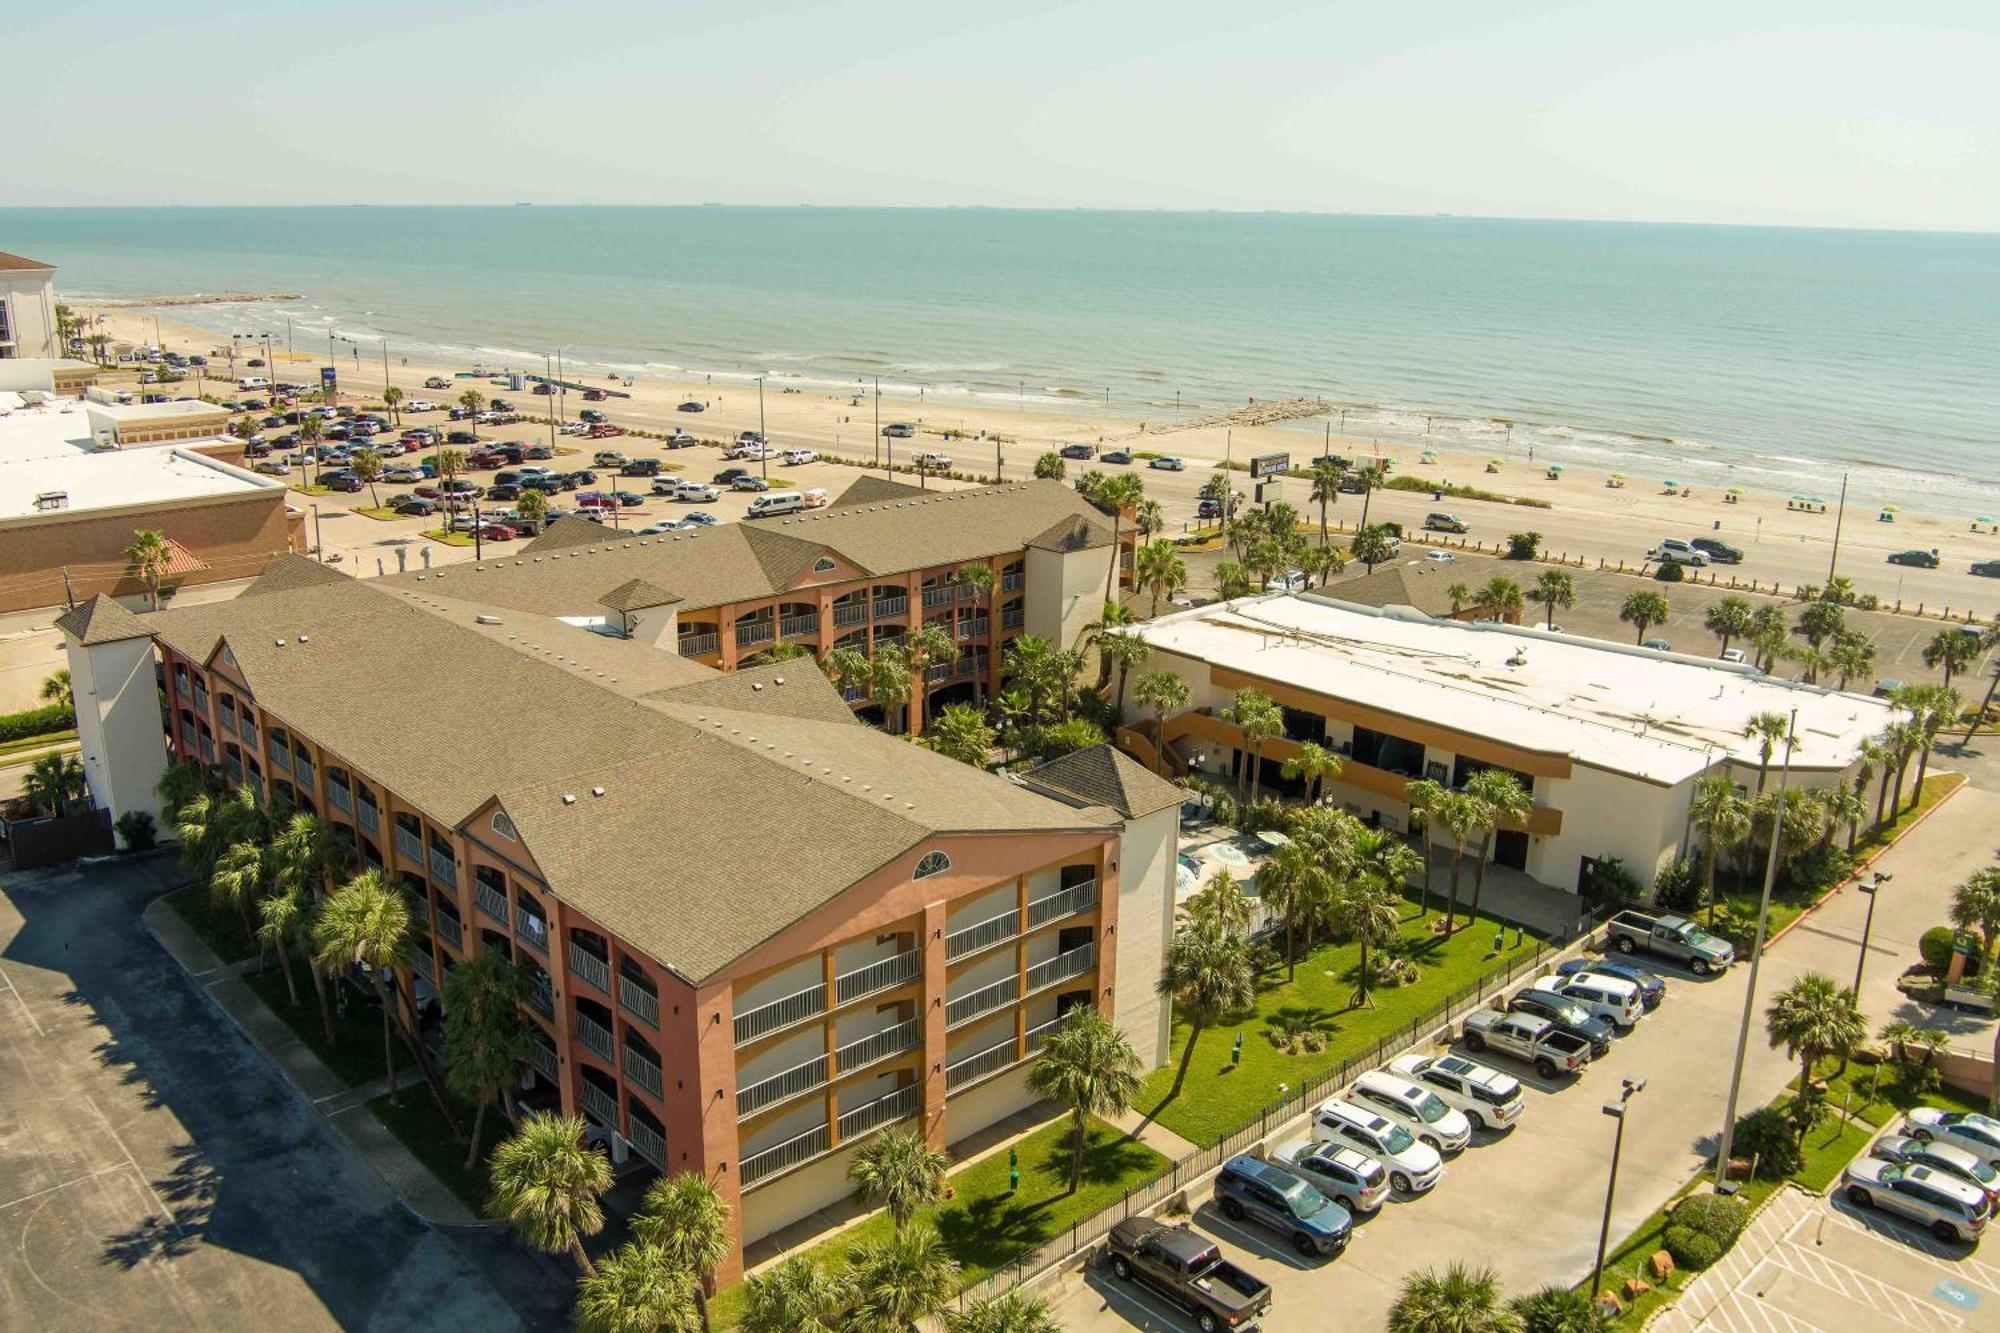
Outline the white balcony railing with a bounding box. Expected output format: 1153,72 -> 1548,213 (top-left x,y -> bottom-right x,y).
528,1041 -> 557,1083
737,1053 -> 829,1119
1027,880 -> 1097,929
779,612 -> 819,638
356,800 -> 379,835
474,880 -> 509,926
836,1018 -> 920,1073
569,944 -> 611,995
678,632 -> 719,657
618,974 -> 659,1028
837,1084 -> 920,1142
579,1079 -> 619,1129
872,595 -> 908,617
393,825 -> 423,864
1027,1007 -> 1087,1053
835,950 -> 921,1006
427,847 -> 458,889
574,1011 -> 614,1062
742,1123 -> 831,1187
327,782 -> 352,816
623,1045 -> 664,1098
832,602 -> 868,626
945,908 -> 1020,961
735,620 -> 775,647
516,912 -> 550,955
1026,943 -> 1096,994
946,975 -> 1018,1029
627,1116 -> 667,1169
434,912 -> 462,950
734,982 -> 827,1046
947,1038 -> 1017,1090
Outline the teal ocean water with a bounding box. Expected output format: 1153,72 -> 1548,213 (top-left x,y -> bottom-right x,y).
5,206 -> 1997,511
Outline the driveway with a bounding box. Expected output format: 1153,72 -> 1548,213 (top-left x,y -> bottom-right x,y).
1042,784 -> 1998,1331
0,857 -> 562,1331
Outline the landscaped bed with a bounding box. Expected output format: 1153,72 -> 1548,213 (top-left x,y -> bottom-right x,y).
367,1087 -> 491,1212
164,884 -> 260,965
239,961 -> 416,1088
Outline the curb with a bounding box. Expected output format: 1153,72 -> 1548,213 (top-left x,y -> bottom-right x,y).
141,890 -> 496,1233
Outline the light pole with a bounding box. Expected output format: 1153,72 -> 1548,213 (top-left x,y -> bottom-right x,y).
1713,709 -> 1799,1190
1853,871 -> 1892,993
1590,1077 -> 1647,1303
1827,471 -> 1850,584
758,376 -> 768,481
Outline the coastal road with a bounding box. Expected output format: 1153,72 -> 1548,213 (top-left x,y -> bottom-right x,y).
1039,785 -> 1999,1333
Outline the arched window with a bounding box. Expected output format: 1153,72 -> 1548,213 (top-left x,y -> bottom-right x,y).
813,556 -> 837,573
913,850 -> 950,880
491,810 -> 518,841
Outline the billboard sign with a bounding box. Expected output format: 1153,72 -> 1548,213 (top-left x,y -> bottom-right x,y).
1249,452 -> 1291,479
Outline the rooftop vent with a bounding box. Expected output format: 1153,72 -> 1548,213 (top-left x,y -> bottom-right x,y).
591,786 -> 605,797
298,634 -> 309,644
476,614 -> 502,625
561,793 -> 576,805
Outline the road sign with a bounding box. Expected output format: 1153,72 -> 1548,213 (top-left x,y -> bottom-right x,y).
321,367 -> 337,391
1250,452 -> 1291,479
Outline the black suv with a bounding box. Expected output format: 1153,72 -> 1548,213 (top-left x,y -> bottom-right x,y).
621,458 -> 663,477
1212,1156 -> 1352,1258
1507,990 -> 1613,1057
1691,537 -> 1743,564
714,467 -> 752,485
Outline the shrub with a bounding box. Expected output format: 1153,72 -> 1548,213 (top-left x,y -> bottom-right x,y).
1366,954 -> 1417,987
1236,798 -> 1294,835
1779,844 -> 1852,898
1663,1225 -> 1722,1270
1510,1285 -> 1605,1333
0,701 -> 75,744
1919,926 -> 1958,973
1506,531 -> 1540,559
115,810 -> 157,852
1673,1191 -> 1749,1245
1584,856 -> 1642,906
1730,1106 -> 1803,1178
1655,560 -> 1686,583
1653,857 -> 1702,913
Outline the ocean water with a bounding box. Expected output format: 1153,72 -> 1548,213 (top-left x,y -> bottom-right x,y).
5,206 -> 1997,511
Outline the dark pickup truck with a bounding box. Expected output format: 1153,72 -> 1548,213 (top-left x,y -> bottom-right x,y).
1104,1218 -> 1271,1333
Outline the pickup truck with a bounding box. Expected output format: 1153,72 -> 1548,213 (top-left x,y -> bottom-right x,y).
1459,1008 -> 1591,1078
1605,911 -> 1735,975
1103,1218 -> 1271,1333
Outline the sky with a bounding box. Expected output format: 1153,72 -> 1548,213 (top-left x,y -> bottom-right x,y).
11,1 -> 1998,231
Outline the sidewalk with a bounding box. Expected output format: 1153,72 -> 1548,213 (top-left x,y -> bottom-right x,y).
144,891 -> 485,1227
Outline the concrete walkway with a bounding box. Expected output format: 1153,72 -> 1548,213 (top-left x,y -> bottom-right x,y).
143,893 -> 483,1227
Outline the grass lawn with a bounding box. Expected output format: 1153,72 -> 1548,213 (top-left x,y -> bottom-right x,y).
240,961 -> 415,1088
354,506 -> 403,521
1139,898 -> 1546,1146
290,484 -> 336,497
0,730 -> 77,759
1797,1058 -> 1989,1128
367,1087 -> 493,1213
711,1116 -> 1165,1328
421,528 -> 476,547
164,885 -> 261,964
1854,772 -> 1964,861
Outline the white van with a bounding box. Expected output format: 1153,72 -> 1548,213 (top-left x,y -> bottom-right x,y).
747,491 -> 806,519
238,375 -> 271,390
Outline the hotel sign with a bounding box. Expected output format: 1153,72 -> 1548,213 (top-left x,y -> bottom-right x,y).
1249,452 -> 1291,479
321,367 -> 337,392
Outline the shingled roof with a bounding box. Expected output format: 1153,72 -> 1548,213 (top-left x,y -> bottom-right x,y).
0,251 -> 55,272
598,577 -> 680,613
831,475 -> 928,507
239,554 -> 353,598
54,594 -> 151,645
1024,744 -> 1186,819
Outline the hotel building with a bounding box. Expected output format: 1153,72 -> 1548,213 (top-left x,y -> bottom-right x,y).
0,250 -> 59,360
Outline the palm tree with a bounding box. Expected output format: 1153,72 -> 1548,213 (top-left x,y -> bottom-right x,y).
1301,541 -> 1346,589
1134,498 -> 1166,541
1477,577 -> 1525,623
945,1291 -> 1064,1333
381,385 -> 404,425
1078,601 -> 1136,689
257,887 -> 306,1006
1463,769 -> 1531,925
1027,1007 -> 1142,1194
634,1172 -> 732,1332
1351,524 -> 1397,570
867,643 -> 916,733
1404,778 -> 1446,915
1186,868 -> 1255,937
1704,597 -> 1755,657
1094,473 -> 1146,603
1156,919 -> 1256,1099
350,446 -> 385,509
1222,687 -> 1283,804
1829,633 -> 1877,690
1743,711 -> 1793,797
23,752 -> 86,818
1135,540 -> 1187,617
124,529 -> 173,609
1898,683 -> 1960,812
574,1243 -> 700,1333
486,1112 -> 612,1275
1032,452 -> 1065,481
902,622 -> 959,734
847,1127 -> 948,1232
1388,1262 -> 1521,1333
1212,559 -> 1254,599
272,812 -> 351,1041
1882,717 -> 1921,822
1508,1284 -> 1606,1333
1923,626 -> 1980,685
1815,785 -> 1867,855
1332,867 -> 1403,1009
1132,670 -> 1191,774
1280,740 -> 1343,804
1435,792 -> 1485,934
845,1223 -> 959,1332
311,869 -> 412,1102
1765,972 -> 1865,1133
209,832 -> 272,947
1689,775 -> 1751,926
516,486 -> 549,531
1618,589 -> 1671,643
924,703 -> 994,767
1307,460 -> 1343,545
740,1256 -> 850,1333
1964,624 -> 2000,741
442,954 -> 535,1168
39,668 -> 72,710
457,387 -> 486,417
1527,570 -> 1574,630
1948,869 -> 2000,962
1098,631 -> 1150,710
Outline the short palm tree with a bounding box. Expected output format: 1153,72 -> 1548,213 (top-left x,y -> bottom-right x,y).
1527,570 -> 1574,630
1280,739 -> 1343,804
39,668 -> 72,710
256,887 -> 306,1006
1185,868 -> 1255,938
574,1242 -> 701,1333
1332,872 -> 1403,1009
1704,597 -> 1754,656
634,1171 -> 732,1331
1689,775 -> 1751,926
485,1112 -> 612,1274
1132,669 -> 1191,774
1618,589 -> 1670,643
310,869 -> 412,1102
740,1255 -> 850,1333
1923,626 -> 1980,685
1463,769 -> 1531,923
441,954 -> 535,1167
847,1127 -> 948,1232
209,835 -> 272,948
381,385 -> 404,424
945,1291 -> 1064,1333
845,1223 -> 959,1332
1477,576 -> 1526,623
1765,972 -> 1866,1126
1388,1262 -> 1521,1333
1222,687 -> 1284,804
925,702 -> 995,767
1098,631 -> 1150,710
1743,711 -> 1793,797
1508,1284 -> 1605,1333
124,529 -> 173,608
1157,919 -> 1256,1099
1135,539 -> 1188,617
1949,869 -> 2000,962
1027,1007 -> 1142,1194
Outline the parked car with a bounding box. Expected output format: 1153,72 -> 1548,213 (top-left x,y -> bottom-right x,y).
1102,1218 -> 1272,1333
1150,455 -> 1188,471
1605,910 -> 1735,975
1348,1070 -> 1472,1153
1265,570 -> 1308,592
1690,537 -> 1743,564
732,475 -> 771,492
1211,1155 -> 1353,1258
1720,647 -> 1748,664
1842,1157 -> 1990,1243
914,451 -> 953,471
1871,1135 -> 2000,1204
252,458 -> 291,476
1059,442 -> 1095,459
581,409 -> 609,424
1529,973 -> 1643,1030
1904,1110 -> 2000,1167
423,376 -> 453,390
782,448 -> 816,465
681,511 -> 722,527
1272,1139 -> 1391,1215
1385,1053 -> 1525,1131
321,474 -> 364,493
674,482 -> 721,503
394,496 -> 437,516
1555,959 -> 1666,1010
485,483 -> 522,501
1649,538 -> 1709,566
1101,450 -> 1133,465
1973,560 -> 2000,578
665,429 -> 698,448
880,422 -> 915,438
1311,1098 -> 1443,1194
677,400 -> 706,412
1424,550 -> 1456,564
1888,548 -> 1941,569
1423,512 -> 1468,533
1458,1009 -> 1592,1078
620,459 -> 663,477
1507,990 -> 1613,1058
592,449 -> 629,467
713,468 -> 751,485
638,520 -> 684,535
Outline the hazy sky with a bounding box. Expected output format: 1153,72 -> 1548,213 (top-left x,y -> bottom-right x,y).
12,1 -> 1997,230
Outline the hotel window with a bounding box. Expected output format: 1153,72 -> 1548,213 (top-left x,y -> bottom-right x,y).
913,850 -> 950,880
1350,726 -> 1425,778
1279,706 -> 1325,745
491,810 -> 518,841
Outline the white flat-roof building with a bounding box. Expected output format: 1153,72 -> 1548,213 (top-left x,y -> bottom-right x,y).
1127,594 -> 1898,894
0,251 -> 59,360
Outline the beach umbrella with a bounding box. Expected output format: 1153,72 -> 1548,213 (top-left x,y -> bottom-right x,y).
1488,457 -> 1503,465
1664,478 -> 1680,487
1726,487 -> 1743,495
1978,514 -> 1995,524
1420,449 -> 1438,461
1548,462 -> 1566,471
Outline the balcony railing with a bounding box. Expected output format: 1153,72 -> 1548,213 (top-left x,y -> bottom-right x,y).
356,799 -> 379,835
574,1011 -> 614,1062
327,782 -> 352,816
1027,943 -> 1096,993
734,982 -> 827,1046
947,1038 -> 1017,1091
219,708 -> 238,736
832,602 -> 868,626
958,617 -> 989,641
946,908 -> 1020,961
921,586 -> 952,609
947,975 -> 1018,1029
526,973 -> 554,1018
270,744 -> 293,775
618,974 -> 659,1028
742,1123 -> 830,1188
428,847 -> 458,889
529,1041 -> 557,1083
842,685 -> 868,703
179,723 -> 198,753
516,912 -> 550,955
837,1084 -> 920,1142
409,895 -> 430,928
393,825 -> 423,865
678,632 -> 719,657
779,612 -> 819,638
623,1045 -> 664,1098
579,1079 -> 619,1129
1028,880 -> 1097,930
836,950 -> 921,1006
474,880 -> 509,926
411,950 -> 435,983
192,686 -> 209,715
1001,571 -> 1025,591
924,663 -> 951,685
837,1018 -> 920,1074
1027,1007 -> 1087,1053
1001,607 -> 1025,630
871,595 -> 908,617
569,944 -> 611,996
627,1116 -> 667,1169
955,657 -> 979,679
435,912 -> 462,951
737,1053 -> 829,1119
295,756 -> 315,789
735,620 -> 775,647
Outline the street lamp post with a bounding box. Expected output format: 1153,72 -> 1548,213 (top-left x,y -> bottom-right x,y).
1590,1077 -> 1647,1304
758,376 -> 768,481
1853,871 -> 1892,993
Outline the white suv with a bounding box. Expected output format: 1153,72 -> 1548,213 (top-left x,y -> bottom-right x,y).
1530,974 -> 1643,1030
1904,1109 -> 2000,1167
1842,1158 -> 1990,1243
1350,1070 -> 1472,1154
1386,1053 -> 1525,1132
1650,538 -> 1709,566
1312,1098 -> 1443,1194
